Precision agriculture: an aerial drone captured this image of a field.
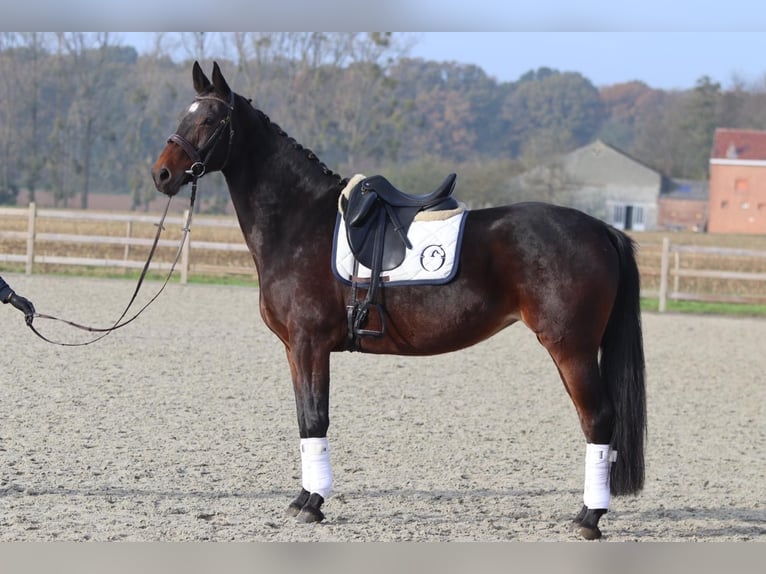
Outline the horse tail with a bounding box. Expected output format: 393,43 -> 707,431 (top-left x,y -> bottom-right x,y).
601,227 -> 647,496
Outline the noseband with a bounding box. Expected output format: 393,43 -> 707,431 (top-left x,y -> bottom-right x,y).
168,91 -> 235,178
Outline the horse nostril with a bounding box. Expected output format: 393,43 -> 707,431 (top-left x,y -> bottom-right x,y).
159,167 -> 171,183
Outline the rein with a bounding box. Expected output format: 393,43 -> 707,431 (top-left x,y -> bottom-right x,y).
26,182 -> 198,347
27,91 -> 236,346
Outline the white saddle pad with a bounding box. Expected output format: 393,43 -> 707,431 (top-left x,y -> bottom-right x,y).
332,210 -> 467,287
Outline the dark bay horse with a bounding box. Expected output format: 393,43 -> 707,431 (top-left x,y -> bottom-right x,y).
152,62 -> 646,540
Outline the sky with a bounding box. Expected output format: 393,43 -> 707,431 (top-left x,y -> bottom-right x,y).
405,32 -> 766,90
119,31 -> 766,92
9,0 -> 766,91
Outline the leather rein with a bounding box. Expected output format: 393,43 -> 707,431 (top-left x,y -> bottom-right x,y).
26,92 -> 235,347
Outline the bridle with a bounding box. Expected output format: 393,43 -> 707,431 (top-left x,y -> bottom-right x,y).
25,92 -> 236,347
167,91 -> 236,180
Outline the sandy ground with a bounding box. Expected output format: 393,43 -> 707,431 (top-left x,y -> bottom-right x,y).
0,273 -> 764,542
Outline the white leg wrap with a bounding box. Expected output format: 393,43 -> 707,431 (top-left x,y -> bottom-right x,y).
583,443 -> 617,509
300,437 -> 333,499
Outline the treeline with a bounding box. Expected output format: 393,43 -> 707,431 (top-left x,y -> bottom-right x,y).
2,32 -> 765,212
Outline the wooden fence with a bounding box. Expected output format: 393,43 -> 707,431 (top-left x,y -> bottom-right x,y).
0,203 -> 252,284
2,204 -> 766,309
654,237 -> 766,311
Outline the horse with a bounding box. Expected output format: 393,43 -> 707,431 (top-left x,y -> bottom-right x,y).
151,61 -> 646,540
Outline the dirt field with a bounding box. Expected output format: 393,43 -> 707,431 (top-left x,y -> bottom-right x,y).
0,274 -> 764,541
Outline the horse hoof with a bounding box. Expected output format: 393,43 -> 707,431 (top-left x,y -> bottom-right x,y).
286,502 -> 302,517
298,506 -> 325,523
570,505 -> 606,539
294,492 -> 325,523
572,504 -> 587,526
287,488 -> 310,517
578,525 -> 602,540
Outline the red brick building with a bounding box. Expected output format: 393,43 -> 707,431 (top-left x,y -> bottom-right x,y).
657,179 -> 709,232
708,128 -> 766,234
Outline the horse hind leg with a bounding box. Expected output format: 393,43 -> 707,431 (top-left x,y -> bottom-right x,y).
550,351 -> 616,540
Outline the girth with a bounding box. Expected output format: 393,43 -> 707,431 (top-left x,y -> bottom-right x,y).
342,173 -> 459,350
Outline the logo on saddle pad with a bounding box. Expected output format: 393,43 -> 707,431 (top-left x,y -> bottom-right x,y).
332,174 -> 468,287
420,245 -> 447,272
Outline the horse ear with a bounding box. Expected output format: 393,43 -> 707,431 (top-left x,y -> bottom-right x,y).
192,60 -> 211,94
211,61 -> 232,99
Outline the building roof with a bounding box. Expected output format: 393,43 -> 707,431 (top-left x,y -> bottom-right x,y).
660,178 -> 709,201
560,139 -> 663,187
711,128 -> 766,160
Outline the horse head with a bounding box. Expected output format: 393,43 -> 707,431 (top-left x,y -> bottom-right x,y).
152,61 -> 235,196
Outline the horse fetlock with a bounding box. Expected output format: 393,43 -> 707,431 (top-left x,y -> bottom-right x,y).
287,488 -> 311,517
297,493 -> 326,523
571,506 -> 607,540
300,437 -> 333,499
583,443 -> 616,509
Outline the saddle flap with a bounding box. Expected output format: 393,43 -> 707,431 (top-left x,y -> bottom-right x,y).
341,172 -> 460,273
346,209 -> 409,272
346,188 -> 379,228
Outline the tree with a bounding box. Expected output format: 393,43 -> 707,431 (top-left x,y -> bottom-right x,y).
501,69 -> 605,161
676,76 -> 722,179
51,33 -> 129,208
598,81 -> 654,150
224,32 -> 409,171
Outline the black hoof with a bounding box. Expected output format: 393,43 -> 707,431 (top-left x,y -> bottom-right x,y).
572,504 -> 588,526
297,493 -> 325,523
578,525 -> 603,540
286,488 -> 310,517
287,489 -> 326,522
571,505 -> 606,540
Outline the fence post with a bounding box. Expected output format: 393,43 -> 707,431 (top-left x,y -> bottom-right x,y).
658,236 -> 670,312
123,220 -> 133,273
25,202 -> 37,275
181,209 -> 190,285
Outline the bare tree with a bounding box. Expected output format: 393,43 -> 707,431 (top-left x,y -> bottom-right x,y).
55,32 -> 121,209
223,32 -> 410,170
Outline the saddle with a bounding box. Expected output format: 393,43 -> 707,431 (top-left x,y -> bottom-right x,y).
340,173 -> 459,349
342,173 -> 459,271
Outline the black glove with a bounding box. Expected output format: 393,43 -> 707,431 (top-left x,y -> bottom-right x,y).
7,292 -> 36,325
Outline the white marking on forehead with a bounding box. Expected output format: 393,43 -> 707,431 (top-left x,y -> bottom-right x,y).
188,102 -> 200,113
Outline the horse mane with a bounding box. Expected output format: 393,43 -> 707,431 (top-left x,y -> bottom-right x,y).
245,98 -> 349,189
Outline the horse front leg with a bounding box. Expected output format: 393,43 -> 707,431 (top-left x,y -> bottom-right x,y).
284,344 -> 333,523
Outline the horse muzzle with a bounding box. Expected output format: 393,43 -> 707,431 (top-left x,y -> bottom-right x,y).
151,152 -> 192,197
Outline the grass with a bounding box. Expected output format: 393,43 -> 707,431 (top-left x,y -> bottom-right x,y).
2,214 -> 766,318
4,264 -> 764,318
640,298 -> 766,317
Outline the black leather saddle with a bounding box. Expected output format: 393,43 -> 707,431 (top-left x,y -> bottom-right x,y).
342,173 -> 459,271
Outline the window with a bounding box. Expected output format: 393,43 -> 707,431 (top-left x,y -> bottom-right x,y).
735,178 -> 749,192
633,206 -> 645,229
612,205 -> 625,229
610,203 -> 646,231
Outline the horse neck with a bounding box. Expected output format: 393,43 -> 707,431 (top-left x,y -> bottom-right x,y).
223,106 -> 343,276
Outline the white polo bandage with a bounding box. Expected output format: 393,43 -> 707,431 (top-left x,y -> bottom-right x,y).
300,437 -> 333,499
583,443 -> 617,509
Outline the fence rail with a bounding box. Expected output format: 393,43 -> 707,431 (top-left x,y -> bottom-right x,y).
2,204 -> 766,307
0,203 -> 252,284
655,237 -> 766,311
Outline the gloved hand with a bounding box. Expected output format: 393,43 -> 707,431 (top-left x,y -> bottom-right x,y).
7,292 -> 36,325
